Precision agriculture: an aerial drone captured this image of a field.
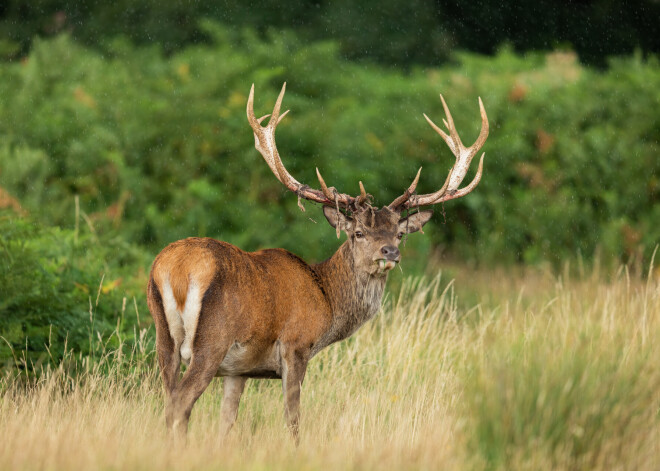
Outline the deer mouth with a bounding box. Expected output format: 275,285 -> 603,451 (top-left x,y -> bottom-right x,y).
376,259 -> 398,273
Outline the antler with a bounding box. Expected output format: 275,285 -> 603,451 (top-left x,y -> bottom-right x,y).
247,83 -> 362,211
389,94 -> 489,210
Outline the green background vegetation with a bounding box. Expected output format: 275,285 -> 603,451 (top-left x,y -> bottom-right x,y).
0,3 -> 658,367
1,26 -> 658,265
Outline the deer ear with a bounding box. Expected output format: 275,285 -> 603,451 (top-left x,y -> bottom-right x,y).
398,210 -> 433,234
323,206 -> 353,231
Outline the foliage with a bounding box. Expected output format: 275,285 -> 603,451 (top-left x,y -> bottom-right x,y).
0,212 -> 150,367
0,27 -> 658,267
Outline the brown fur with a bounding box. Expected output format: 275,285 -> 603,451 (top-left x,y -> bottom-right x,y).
152,238 -> 217,311
150,238 -> 333,368
147,207 -> 433,442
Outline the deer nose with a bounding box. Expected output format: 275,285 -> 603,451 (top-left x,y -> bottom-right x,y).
380,245 -> 400,261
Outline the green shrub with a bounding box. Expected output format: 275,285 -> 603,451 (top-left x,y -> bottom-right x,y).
0,213 -> 150,367
0,26 -> 658,267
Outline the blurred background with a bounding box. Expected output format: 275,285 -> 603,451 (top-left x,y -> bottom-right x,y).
0,1 -> 659,361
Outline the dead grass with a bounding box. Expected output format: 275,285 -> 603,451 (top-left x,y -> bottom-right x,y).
0,261 -> 658,470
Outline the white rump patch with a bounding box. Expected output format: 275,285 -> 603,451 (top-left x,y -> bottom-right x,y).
161,277 -> 204,365
161,278 -> 184,349
180,280 -> 203,363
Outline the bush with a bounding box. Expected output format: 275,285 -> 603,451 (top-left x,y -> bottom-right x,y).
0,26 -> 658,267
0,213 -> 150,367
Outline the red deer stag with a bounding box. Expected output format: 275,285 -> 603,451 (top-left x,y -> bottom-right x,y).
147,84 -> 489,442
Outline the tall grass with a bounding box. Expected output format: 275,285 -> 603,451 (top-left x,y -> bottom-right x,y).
0,263 -> 658,470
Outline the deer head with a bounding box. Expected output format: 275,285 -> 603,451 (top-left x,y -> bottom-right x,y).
247,83 -> 489,277
320,206 -> 431,276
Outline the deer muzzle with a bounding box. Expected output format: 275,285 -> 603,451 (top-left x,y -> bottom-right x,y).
377,259 -> 397,272
375,245 -> 400,273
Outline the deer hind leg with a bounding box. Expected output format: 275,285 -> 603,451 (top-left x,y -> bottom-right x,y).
160,275 -> 212,432
147,278 -> 182,412
155,313 -> 182,397
168,287 -> 236,442
219,376 -> 248,438
169,346 -> 230,443
281,347 -> 309,445
156,277 -> 187,431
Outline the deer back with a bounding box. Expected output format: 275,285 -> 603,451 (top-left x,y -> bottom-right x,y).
148,237 -> 335,368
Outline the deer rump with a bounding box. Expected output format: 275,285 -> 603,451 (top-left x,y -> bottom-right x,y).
148,237 -> 332,379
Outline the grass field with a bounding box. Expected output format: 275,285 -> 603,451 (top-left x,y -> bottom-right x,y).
1,260 -> 658,471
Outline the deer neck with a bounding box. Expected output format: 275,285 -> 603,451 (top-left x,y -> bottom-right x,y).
311,242 -> 387,353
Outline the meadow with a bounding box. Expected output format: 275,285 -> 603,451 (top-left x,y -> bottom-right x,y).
1,259 -> 658,471
0,15 -> 659,471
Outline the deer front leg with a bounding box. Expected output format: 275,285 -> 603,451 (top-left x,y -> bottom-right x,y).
281,348 -> 308,444
219,376 -> 247,438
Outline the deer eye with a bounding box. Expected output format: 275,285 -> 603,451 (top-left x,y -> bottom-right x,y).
397,232 -> 404,240
355,231 -> 364,239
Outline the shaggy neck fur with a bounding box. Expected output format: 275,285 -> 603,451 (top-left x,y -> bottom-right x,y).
311,241 -> 387,355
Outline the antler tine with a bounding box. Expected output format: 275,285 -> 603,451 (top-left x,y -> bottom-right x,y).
247,84 -> 257,126
315,168 -> 335,201
388,167 -> 421,209
436,153 -> 485,203
247,84 -> 357,210
271,82 -> 286,123
473,97 -> 489,151
389,94 -> 489,210
439,95 -> 488,196
356,181 -> 368,205
315,167 -> 357,207
439,94 -> 463,150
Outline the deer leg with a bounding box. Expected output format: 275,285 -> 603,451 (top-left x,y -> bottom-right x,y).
159,343 -> 182,393
149,285 -> 182,430
169,349 -> 227,443
161,340 -> 182,431
281,348 -> 309,444
219,376 -> 247,438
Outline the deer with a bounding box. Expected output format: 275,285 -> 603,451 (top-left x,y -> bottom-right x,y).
146,83 -> 489,443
